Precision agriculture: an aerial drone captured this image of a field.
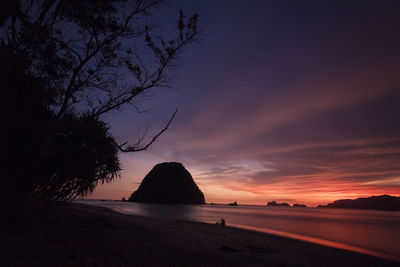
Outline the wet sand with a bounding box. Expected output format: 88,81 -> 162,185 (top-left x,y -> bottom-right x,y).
1,203 -> 398,266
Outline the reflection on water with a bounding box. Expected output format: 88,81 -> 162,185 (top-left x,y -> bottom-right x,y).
77,200 -> 400,261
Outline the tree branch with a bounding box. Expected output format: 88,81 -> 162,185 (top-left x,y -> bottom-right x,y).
55,2 -> 159,118
112,108 -> 177,152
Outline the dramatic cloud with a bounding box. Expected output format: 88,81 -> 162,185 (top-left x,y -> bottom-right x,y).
90,1 -> 400,206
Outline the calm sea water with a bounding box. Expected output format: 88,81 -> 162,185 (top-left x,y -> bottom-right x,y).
77,200 -> 400,261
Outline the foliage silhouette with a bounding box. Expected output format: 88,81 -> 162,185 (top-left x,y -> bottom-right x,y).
1,46 -> 52,207
1,46 -> 120,204
34,113 -> 121,202
0,0 -> 198,204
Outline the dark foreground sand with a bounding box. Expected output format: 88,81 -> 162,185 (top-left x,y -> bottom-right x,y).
1,203 -> 398,267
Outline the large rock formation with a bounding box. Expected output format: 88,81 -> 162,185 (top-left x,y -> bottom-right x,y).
317,195 -> 400,211
128,162 -> 205,204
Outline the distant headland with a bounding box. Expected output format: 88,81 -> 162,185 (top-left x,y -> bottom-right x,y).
128,162 -> 205,204
317,195 -> 400,211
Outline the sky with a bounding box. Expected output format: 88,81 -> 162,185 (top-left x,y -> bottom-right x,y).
88,0 -> 400,206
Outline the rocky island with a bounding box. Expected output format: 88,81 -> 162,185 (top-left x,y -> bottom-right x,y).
228,201 -> 238,206
293,203 -> 307,208
128,162 -> 205,204
317,195 -> 400,211
267,201 -> 290,207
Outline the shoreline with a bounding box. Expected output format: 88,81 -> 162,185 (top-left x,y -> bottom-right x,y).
228,223 -> 400,263
80,199 -> 400,262
2,203 -> 399,266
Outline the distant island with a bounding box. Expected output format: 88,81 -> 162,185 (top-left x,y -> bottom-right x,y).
266,201 -> 307,208
228,201 -> 238,206
293,204 -> 307,208
267,201 -> 290,207
317,195 -> 400,211
128,162 -> 205,204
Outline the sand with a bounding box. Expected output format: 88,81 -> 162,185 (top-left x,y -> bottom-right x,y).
1,203 -> 398,266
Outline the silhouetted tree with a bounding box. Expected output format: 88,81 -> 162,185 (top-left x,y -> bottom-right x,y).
1,46 -> 120,205
0,0 -> 198,204
33,113 -> 121,202
1,46 -> 53,206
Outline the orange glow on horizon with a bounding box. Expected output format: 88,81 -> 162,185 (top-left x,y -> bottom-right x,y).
88,137 -> 400,207
89,165 -> 400,207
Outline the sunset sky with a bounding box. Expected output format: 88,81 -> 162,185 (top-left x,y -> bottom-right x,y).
88,0 -> 400,206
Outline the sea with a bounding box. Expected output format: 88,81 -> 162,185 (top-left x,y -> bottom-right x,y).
76,200 -> 400,262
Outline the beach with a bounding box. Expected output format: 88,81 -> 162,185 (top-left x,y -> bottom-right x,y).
2,203 -> 398,266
